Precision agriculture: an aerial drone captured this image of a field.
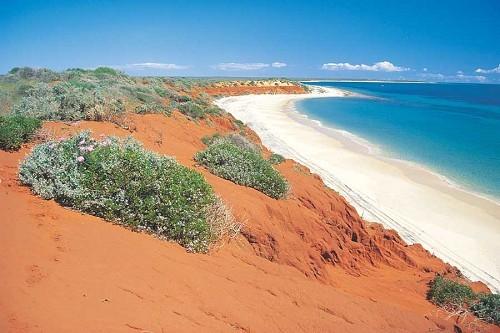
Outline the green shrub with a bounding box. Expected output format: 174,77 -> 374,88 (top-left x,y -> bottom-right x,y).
233,119 -> 245,129
93,67 -> 121,78
176,101 -> 205,119
19,131 -> 238,252
0,114 -> 42,150
195,140 -> 288,199
471,293 -> 500,325
201,133 -> 223,146
269,153 -> 285,165
202,133 -> 259,152
427,276 -> 476,310
135,102 -> 173,115
13,82 -> 125,121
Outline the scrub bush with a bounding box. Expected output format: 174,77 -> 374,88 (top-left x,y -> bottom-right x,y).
269,153 -> 285,165
427,276 -> 476,310
201,133 -> 259,153
0,114 -> 42,150
195,139 -> 288,199
135,102 -> 173,115
19,131 -> 238,252
471,293 -> 500,325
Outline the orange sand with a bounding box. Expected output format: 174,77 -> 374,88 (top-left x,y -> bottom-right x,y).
1,112 -> 498,332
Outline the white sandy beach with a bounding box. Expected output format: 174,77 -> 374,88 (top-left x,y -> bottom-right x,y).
216,87 -> 500,293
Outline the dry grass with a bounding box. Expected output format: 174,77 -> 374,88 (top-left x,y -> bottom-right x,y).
206,196 -> 242,251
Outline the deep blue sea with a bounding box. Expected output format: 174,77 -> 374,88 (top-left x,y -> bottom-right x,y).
300,81 -> 500,199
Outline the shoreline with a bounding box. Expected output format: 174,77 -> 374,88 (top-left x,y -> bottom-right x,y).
216,87 -> 500,292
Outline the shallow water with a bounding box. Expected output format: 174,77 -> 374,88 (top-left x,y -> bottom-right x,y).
299,82 -> 500,200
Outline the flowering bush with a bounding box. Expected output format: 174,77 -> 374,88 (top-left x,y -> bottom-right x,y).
0,114 -> 41,151
195,139 -> 289,199
19,131 -> 238,252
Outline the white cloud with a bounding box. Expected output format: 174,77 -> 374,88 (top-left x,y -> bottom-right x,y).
111,62 -> 188,70
214,62 -> 270,71
457,70 -> 463,74
423,68 -> 428,72
475,64 -> 500,74
321,60 -> 409,72
271,62 -> 287,68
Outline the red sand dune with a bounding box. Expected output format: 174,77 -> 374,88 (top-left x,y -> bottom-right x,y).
203,84 -> 307,96
1,112 -> 498,332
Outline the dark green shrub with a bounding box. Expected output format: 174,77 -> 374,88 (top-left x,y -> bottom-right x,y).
19,132 -> 238,252
471,293 -> 500,325
0,114 -> 42,150
233,119 -> 245,129
269,153 -> 285,165
93,67 -> 120,77
427,276 -> 476,310
176,101 -> 205,119
195,140 -> 289,199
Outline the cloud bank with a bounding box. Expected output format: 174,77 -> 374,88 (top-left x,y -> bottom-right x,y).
214,62 -> 287,71
322,61 -> 409,72
475,64 -> 500,74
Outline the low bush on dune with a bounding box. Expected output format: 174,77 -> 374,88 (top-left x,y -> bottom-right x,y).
201,132 -> 260,152
427,276 -> 499,325
19,131 -> 239,252
195,134 -> 288,199
471,293 -> 500,325
427,276 -> 476,310
268,153 -> 285,165
0,114 -> 41,150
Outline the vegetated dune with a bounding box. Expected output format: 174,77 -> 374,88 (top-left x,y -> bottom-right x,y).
0,111 -> 497,333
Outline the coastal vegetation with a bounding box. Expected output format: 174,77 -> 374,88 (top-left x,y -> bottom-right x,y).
195,134 -> 289,199
427,276 -> 500,325
19,131 -> 239,253
268,153 -> 285,165
0,114 -> 41,150
1,67 -> 222,121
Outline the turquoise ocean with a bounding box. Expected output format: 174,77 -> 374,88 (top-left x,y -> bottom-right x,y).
300,81 -> 500,200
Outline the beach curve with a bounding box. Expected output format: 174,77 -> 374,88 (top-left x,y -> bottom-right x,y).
216,86 -> 500,292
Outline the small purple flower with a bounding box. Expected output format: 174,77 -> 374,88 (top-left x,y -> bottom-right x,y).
76,156 -> 85,163
79,139 -> 86,145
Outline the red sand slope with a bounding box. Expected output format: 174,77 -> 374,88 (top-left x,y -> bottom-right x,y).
1,112 -> 497,332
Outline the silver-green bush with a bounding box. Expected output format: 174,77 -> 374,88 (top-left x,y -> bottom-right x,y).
195,139 -> 289,199
19,131 -> 239,252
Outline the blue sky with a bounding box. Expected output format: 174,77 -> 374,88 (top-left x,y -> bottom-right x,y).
1,0 -> 499,82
